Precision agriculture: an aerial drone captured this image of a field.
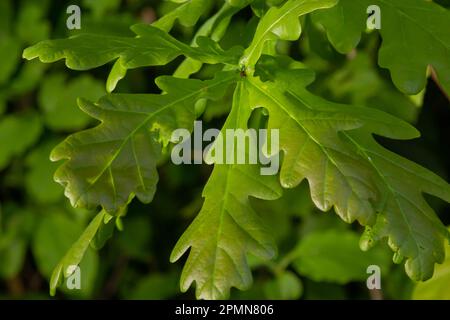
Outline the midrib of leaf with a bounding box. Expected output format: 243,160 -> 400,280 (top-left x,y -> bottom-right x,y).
73,74 -> 236,209
108,167 -> 117,208
189,2 -> 235,43
207,167 -> 232,296
206,80 -> 245,297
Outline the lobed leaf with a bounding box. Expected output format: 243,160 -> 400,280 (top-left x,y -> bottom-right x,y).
345,131 -> 450,280
50,72 -> 238,213
255,57 -> 450,280
23,24 -> 242,92
313,0 -> 450,95
171,81 -> 283,299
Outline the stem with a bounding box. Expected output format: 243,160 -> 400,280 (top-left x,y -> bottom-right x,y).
266,246 -> 300,276
368,288 -> 384,300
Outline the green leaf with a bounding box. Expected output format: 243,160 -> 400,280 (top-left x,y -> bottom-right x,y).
253,58 -> 417,224
15,0 -> 50,44
0,207 -> 34,279
321,52 -> 420,123
412,230 -> 450,299
50,72 -> 237,213
254,57 -> 450,280
0,112 -> 43,170
263,271 -> 303,300
20,0 -> 450,299
0,0 -> 12,38
153,0 -> 215,32
46,211 -> 104,297
8,60 -> 47,97
345,130 -> 450,280
23,24 -> 242,92
38,73 -> 105,131
293,229 -> 390,283
0,37 -> 21,86
171,81 -> 283,299
313,0 -> 450,95
25,140 -> 63,204
240,0 -> 338,69
0,239 -> 27,279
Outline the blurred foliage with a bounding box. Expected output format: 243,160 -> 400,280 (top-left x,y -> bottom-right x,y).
0,0 -> 449,300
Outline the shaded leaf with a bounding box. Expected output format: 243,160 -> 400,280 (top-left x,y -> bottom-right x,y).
313,0 -> 450,95
0,112 -> 43,170
293,229 -> 390,283
38,73 -> 105,131
25,140 -> 63,203
263,271 -> 303,300
412,230 -> 450,299
33,211 -> 100,297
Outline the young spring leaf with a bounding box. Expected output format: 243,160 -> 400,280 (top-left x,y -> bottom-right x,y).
344,130 -> 450,280
38,73 -> 105,131
23,24 -> 242,91
240,0 -> 338,69
171,81 -> 283,299
173,1 -> 247,78
25,140 -> 63,204
0,112 -> 42,170
48,211 -> 106,296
